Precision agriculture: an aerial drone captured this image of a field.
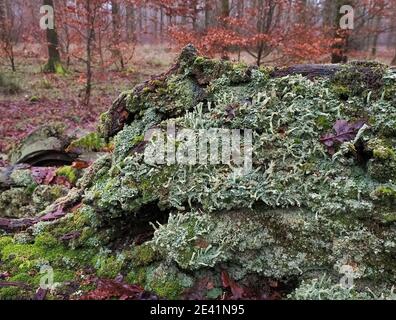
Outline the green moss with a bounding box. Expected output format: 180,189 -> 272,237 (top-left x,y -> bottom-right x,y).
56,166 -> 78,184
366,139 -> 396,182
131,135 -> 144,146
330,84 -> 351,100
151,280 -> 184,300
129,244 -> 158,267
53,270 -> 75,283
96,256 -> 124,279
373,147 -> 395,160
315,115 -> 332,130
372,186 -> 396,207
0,230 -> 97,278
148,274 -> 185,300
67,132 -> 108,152
34,232 -> 59,249
10,272 -> 33,284
381,212 -> 396,223
0,287 -> 25,300
1,242 -> 45,271
126,267 -> 147,285
0,236 -> 13,251
191,56 -> 233,85
43,61 -> 67,75
367,159 -> 396,182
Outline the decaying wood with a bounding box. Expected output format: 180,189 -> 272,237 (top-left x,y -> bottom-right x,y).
0,189 -> 83,232
100,62 -> 180,141
271,64 -> 342,79
17,150 -> 77,167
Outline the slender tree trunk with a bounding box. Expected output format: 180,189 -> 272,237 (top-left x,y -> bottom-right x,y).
370,15 -> 381,58
153,8 -> 158,39
220,0 -> 229,25
237,0 -> 244,18
111,0 -> 124,70
84,0 -> 94,108
0,0 -> 16,71
138,7 -> 143,33
331,0 -> 352,63
43,0 -> 63,73
159,7 -> 164,37
204,0 -> 211,28
126,3 -> 135,42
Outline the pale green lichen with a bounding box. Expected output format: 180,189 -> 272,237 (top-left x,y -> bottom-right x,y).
288,275 -> 396,300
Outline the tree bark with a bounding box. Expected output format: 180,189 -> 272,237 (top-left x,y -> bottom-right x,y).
84,0 -> 94,107
330,0 -> 353,64
370,15 -> 381,58
0,0 -> 16,71
126,3 -> 135,41
111,0 -> 124,70
43,0 -> 63,73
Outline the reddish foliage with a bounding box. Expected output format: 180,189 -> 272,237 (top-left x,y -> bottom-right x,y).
80,278 -> 154,301
221,271 -> 244,300
71,161 -> 90,170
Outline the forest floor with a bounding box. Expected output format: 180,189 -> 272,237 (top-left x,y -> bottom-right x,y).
0,44 -> 177,156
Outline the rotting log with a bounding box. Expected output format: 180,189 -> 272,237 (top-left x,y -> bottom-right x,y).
271,64 -> 342,79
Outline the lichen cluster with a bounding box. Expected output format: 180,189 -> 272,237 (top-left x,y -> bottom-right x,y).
1,46 -> 396,300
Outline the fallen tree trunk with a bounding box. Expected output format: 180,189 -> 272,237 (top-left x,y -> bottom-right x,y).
271,64 -> 342,78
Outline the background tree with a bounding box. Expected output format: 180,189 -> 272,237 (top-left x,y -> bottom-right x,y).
43,0 -> 65,73
0,0 -> 17,71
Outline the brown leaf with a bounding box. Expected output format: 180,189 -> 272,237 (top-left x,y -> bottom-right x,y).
221,271 -> 244,300
72,161 -> 90,170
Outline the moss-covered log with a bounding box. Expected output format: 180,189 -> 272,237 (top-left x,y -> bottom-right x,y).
1,46 -> 396,300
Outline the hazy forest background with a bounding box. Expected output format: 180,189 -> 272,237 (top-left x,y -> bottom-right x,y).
1,0 -> 396,157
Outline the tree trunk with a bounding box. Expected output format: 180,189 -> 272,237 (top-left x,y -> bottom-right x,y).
220,0 -> 229,24
111,0 -> 124,70
370,15 -> 381,58
331,0 -> 352,64
84,0 -> 94,108
0,0 -> 16,71
204,0 -> 211,28
126,3 -> 135,42
159,7 -> 163,37
43,0 -> 64,73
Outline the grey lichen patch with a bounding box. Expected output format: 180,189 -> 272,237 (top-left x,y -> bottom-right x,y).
0,187 -> 36,218
32,185 -> 69,212
288,275 -> 396,300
